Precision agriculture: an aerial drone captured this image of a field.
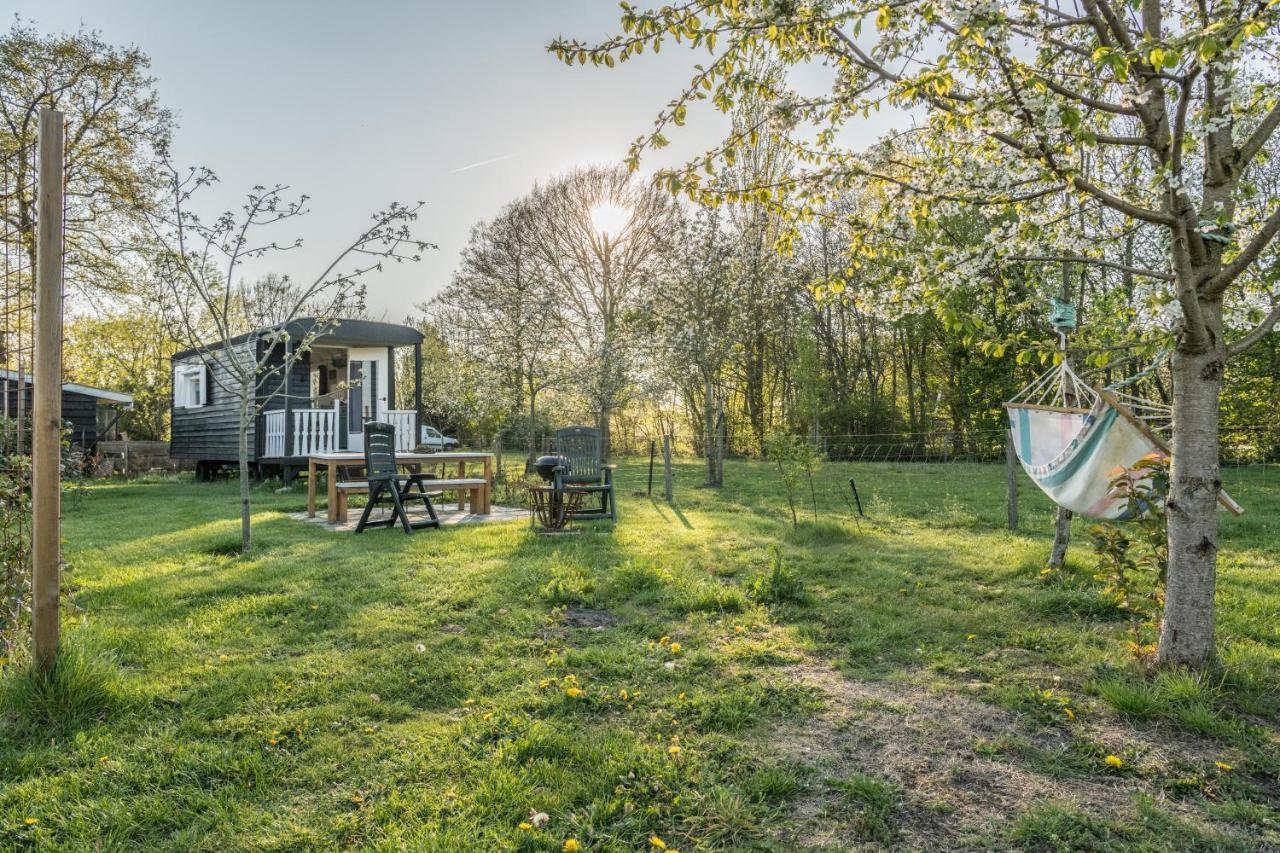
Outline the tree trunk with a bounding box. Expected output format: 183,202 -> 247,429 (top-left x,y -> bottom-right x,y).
238,391 -> 253,554
715,403 -> 726,487
527,376 -> 538,469
598,403 -> 612,461
703,374 -> 719,487
1158,339 -> 1224,666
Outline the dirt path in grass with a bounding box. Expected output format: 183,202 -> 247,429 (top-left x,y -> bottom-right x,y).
765,658 -> 1234,850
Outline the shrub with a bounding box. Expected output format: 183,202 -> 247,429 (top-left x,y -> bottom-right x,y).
764,430 -> 823,528
1087,458 -> 1168,640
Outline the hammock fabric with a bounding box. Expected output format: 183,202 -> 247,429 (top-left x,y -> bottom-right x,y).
1005,361 -> 1242,520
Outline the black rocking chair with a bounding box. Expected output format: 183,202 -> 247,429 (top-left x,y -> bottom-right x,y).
355,422 -> 441,534
553,426 -> 617,522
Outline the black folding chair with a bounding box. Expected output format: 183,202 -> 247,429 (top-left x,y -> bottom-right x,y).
355,422 -> 441,534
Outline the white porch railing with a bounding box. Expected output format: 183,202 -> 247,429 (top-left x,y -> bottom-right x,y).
263,405 -> 415,456
386,410 -> 417,451
294,402 -> 340,456
263,410 -> 286,457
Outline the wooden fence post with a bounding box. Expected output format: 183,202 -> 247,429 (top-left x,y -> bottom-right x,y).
1005,428 -> 1018,531
33,108 -> 64,673
662,434 -> 673,502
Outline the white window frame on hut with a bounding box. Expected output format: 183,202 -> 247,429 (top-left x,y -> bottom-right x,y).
173,360 -> 207,409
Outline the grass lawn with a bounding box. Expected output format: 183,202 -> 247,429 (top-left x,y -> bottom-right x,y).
2,459 -> 1278,850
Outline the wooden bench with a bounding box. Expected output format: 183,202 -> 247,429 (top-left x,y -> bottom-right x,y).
334,477 -> 488,523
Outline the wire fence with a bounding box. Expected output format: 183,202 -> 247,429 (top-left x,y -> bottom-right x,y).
524,424 -> 1280,467
1,132 -> 37,660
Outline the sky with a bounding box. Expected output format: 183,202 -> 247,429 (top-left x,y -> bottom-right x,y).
15,1 -> 893,319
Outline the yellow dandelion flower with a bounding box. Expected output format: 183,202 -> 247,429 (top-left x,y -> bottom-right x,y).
677,692 -> 686,701
651,836 -> 668,850
483,712 -> 494,722
659,635 -> 670,645
670,643 -> 682,654
1216,761 -> 1233,772
668,744 -> 682,756
965,634 -> 976,641
518,821 -> 533,831
619,689 -> 629,700
351,794 -> 364,803
734,625 -> 745,633
566,687 -> 585,699
1063,708 -> 1075,720
563,674 -> 578,685
563,840 -> 581,852
539,678 -> 553,689
1104,754 -> 1124,769
24,818 -> 37,826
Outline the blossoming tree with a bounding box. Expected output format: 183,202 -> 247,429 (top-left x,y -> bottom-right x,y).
553,0 -> 1280,665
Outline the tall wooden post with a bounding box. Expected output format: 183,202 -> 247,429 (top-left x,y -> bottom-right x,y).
33,109 -> 64,673
662,434 -> 673,502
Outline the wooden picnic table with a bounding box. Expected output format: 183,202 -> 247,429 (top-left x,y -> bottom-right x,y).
306,450 -> 495,523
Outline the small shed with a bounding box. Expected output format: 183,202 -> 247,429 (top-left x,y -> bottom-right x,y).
1,367 -> 134,449
170,318 -> 425,479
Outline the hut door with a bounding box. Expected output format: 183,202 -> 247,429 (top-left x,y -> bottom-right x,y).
346,348 -> 387,452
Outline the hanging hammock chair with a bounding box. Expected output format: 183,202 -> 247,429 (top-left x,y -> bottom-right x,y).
1005,358 -> 1243,520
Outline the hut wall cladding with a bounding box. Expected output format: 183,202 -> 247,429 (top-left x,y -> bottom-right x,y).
4,384 -> 99,447
169,338 -> 258,462
60,391 -> 98,447
257,344 -> 311,459
259,345 -> 311,413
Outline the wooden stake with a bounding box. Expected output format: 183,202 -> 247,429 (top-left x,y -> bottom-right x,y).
662,434 -> 673,502
647,440 -> 655,496
1005,429 -> 1018,531
33,109 -> 64,673
1048,261 -> 1073,564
